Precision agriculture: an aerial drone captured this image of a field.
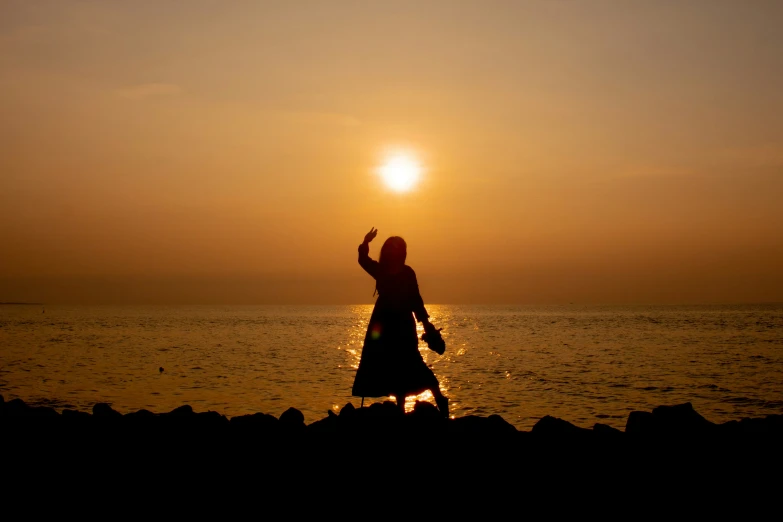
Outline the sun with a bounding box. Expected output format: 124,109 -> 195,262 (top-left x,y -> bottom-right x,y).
377,152 -> 422,192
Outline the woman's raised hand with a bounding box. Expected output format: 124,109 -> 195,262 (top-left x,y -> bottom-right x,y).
363,227 -> 378,244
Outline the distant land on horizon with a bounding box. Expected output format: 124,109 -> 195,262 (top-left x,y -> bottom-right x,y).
2,267 -> 781,307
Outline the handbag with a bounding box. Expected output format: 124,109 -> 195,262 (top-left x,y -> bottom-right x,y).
421,327 -> 446,355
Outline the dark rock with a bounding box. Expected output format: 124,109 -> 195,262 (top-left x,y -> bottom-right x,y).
625,411 -> 655,435
123,409 -> 157,428
327,401 -> 405,435
407,400 -> 444,427
449,414 -> 517,436
167,405 -> 194,417
368,400 -> 403,420
194,410 -> 229,428
5,398 -> 30,416
2,399 -> 59,422
153,406 -> 227,431
487,414 -> 518,434
717,419 -> 742,436
627,403 -> 716,437
279,407 -> 306,433
730,415 -> 783,436
410,400 -> 441,419
93,403 -> 122,418
280,406 -> 305,425
306,413 -> 338,435
449,415 -> 492,435
333,402 -> 360,432
406,401 -> 447,435
739,417 -> 769,435
368,401 -> 387,414
765,414 -> 783,434
230,412 -> 280,434
363,401 -> 405,431
61,409 -> 93,427
158,405 -> 208,431
29,406 -> 59,418
651,402 -> 715,434
593,423 -> 624,438
652,411 -> 783,439
532,415 -> 591,437
7,395 -> 781,448
126,408 -> 156,419
62,409 -> 92,419
745,414 -> 783,436
338,403 -> 356,417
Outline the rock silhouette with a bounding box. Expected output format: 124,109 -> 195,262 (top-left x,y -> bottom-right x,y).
2,394 -> 780,444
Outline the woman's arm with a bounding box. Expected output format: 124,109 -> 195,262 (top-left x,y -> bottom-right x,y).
408,267 -> 430,324
358,227 -> 380,279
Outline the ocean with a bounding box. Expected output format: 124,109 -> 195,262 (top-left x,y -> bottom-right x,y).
1,304 -> 781,430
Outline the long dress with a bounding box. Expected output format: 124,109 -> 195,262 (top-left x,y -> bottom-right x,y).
351,242 -> 440,399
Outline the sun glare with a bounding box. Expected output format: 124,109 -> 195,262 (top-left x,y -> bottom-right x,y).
378,152 -> 421,192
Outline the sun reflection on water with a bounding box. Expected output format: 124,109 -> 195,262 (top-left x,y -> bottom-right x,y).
4,304 -> 780,430
345,304 -> 454,414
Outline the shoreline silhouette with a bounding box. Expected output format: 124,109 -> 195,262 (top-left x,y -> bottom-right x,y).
3,393 -> 780,441
6,394 -> 779,504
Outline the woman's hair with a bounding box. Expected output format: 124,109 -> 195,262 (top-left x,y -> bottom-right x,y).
374,236 -> 407,296
378,236 -> 407,272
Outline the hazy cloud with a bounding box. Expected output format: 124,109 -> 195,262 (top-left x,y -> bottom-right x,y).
718,144 -> 783,169
0,25 -> 50,45
281,110 -> 362,128
614,165 -> 695,180
115,83 -> 182,100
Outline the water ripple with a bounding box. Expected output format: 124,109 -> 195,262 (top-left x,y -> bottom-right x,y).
0,303 -> 781,429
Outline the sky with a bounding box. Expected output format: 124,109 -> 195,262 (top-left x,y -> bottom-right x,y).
1,0 -> 782,305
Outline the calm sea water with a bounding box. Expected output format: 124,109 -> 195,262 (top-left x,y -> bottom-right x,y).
1,304 -> 781,430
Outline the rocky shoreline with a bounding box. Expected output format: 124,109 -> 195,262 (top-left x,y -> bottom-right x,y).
2,393 -> 780,441
4,396 -> 780,513
5,392 -> 783,492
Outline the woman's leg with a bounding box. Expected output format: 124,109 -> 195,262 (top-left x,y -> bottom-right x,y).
396,392 -> 406,413
430,383 -> 449,418
422,366 -> 449,418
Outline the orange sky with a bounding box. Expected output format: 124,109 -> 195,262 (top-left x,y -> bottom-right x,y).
1,1 -> 782,305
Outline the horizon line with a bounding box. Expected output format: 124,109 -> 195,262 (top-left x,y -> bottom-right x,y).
3,301 -> 782,307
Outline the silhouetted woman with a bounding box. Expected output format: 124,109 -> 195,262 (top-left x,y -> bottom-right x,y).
352,227 -> 449,417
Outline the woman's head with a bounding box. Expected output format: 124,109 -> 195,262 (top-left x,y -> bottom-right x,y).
378,236 -> 407,271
